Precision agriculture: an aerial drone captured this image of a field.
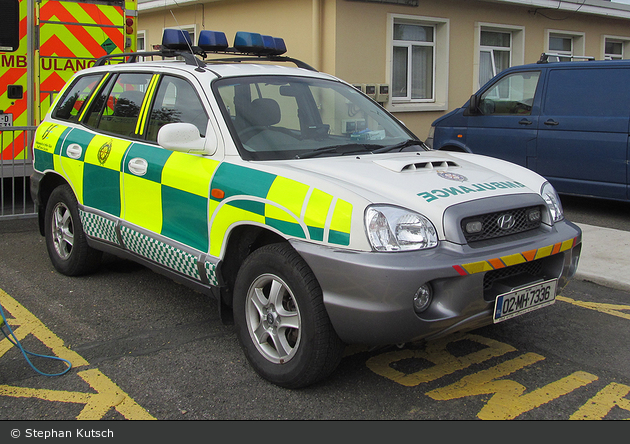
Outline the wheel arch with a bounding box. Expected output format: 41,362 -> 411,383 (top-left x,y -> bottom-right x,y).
217,224 -> 289,309
34,172 -> 72,237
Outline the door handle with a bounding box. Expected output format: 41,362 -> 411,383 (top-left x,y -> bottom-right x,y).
518,119 -> 533,125
544,119 -> 559,126
128,157 -> 148,176
66,143 -> 83,159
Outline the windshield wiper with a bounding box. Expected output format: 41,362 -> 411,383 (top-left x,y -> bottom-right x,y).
296,143 -> 375,159
371,139 -> 425,154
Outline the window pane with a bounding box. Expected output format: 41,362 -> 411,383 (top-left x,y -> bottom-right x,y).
481,31 -> 510,48
411,45 -> 433,100
52,74 -> 104,122
605,41 -> 623,55
493,50 -> 510,74
392,46 -> 408,98
479,51 -> 493,86
147,76 -> 208,142
394,24 -> 433,42
549,36 -> 572,52
480,71 -> 540,115
85,73 -> 152,138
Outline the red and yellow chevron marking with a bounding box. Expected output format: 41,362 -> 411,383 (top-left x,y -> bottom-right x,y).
453,237 -> 579,276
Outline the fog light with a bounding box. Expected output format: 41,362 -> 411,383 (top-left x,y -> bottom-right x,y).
413,284 -> 433,313
528,208 -> 541,222
465,221 -> 483,234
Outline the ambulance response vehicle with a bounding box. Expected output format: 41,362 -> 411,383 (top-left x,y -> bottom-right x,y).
30,30 -> 582,388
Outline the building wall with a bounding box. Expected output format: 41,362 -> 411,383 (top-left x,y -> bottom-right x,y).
138,0 -> 630,139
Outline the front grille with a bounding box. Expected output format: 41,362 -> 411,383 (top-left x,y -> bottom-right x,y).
483,259 -> 544,291
461,205 -> 543,243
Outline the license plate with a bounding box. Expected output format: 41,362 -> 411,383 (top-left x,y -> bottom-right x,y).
493,279 -> 557,323
0,113 -> 13,127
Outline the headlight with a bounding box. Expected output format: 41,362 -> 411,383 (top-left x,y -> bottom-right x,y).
365,205 -> 438,251
541,182 -> 563,223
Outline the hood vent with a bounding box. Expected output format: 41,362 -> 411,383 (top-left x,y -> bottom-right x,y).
401,160 -> 459,172
373,157 -> 461,173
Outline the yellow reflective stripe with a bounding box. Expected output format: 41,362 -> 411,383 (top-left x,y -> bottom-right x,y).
329,199 -> 352,234
79,74 -> 110,121
136,75 -> 159,135
266,177 -> 310,223
303,189 -> 333,230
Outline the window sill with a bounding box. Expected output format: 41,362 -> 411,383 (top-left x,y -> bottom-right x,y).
385,101 -> 448,113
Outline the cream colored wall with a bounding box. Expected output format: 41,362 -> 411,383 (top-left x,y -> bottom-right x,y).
138,0 -> 316,63
138,0 -> 630,140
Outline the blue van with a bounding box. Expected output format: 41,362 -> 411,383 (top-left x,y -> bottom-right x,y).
427,57 -> 630,202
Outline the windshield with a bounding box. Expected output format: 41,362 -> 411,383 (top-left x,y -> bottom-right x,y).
213,75 -> 424,160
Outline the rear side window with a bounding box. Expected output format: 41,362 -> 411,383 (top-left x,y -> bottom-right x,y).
52,74 -> 105,122
543,68 -> 630,117
83,73 -> 153,138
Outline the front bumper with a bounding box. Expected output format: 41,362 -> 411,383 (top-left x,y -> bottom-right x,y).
291,220 -> 581,346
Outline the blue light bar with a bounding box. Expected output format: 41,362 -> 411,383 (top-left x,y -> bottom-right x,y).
233,31 -> 287,56
234,31 -> 264,53
198,30 -> 229,51
162,28 -> 192,50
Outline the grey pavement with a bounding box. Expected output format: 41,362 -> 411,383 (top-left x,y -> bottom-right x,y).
575,223 -> 630,292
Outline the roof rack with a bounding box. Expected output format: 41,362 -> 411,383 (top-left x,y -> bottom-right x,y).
537,53 -> 596,63
94,29 -> 317,72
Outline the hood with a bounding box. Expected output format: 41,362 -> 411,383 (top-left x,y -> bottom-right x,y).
270,150 -> 546,220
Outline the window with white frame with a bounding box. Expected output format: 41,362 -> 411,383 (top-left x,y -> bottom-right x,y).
392,22 -> 435,101
546,31 -> 584,62
388,14 -> 449,111
549,35 -> 572,61
605,38 -> 624,60
479,30 -> 511,87
137,30 -> 146,52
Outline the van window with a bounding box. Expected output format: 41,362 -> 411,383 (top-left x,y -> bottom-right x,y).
479,71 -> 540,116
542,68 -> 630,117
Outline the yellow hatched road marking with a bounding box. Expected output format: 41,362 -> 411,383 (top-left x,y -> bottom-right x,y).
0,288 -> 155,420
557,296 -> 630,321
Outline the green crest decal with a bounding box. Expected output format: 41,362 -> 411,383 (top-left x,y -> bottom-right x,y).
98,140 -> 113,165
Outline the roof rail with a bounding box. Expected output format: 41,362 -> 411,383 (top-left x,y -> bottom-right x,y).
538,53 -> 596,63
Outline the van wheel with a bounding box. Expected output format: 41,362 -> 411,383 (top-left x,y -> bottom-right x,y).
44,185 -> 102,276
233,243 -> 345,389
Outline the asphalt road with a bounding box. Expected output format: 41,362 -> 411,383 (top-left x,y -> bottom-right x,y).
0,195 -> 629,424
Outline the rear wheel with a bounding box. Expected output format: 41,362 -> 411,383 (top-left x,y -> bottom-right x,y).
44,185 -> 102,276
233,243 -> 345,388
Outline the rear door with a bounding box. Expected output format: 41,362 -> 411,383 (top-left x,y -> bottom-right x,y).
536,66 -> 630,200
466,70 -> 542,169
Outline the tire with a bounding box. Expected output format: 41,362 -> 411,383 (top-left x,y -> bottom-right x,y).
44,184 -> 102,276
233,243 -> 345,388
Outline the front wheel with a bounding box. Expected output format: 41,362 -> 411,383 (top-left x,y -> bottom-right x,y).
44,184 -> 102,276
233,243 -> 345,388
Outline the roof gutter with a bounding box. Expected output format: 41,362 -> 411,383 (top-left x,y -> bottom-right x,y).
478,0 -> 630,19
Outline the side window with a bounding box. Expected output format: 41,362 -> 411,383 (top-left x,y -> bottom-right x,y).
84,73 -> 153,138
479,71 -> 540,116
543,68 -> 630,117
146,76 -> 208,142
52,74 -> 105,122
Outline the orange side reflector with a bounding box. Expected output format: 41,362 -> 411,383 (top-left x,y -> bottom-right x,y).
211,189 -> 225,199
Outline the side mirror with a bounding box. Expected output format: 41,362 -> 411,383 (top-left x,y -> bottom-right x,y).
466,94 -> 481,115
157,122 -> 217,155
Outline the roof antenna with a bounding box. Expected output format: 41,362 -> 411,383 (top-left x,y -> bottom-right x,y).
169,9 -> 195,54
168,9 -> 206,71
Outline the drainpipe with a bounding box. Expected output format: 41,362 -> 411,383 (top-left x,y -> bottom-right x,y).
312,0 -> 322,71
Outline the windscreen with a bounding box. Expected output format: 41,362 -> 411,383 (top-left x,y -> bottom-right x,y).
213,76 -> 421,160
